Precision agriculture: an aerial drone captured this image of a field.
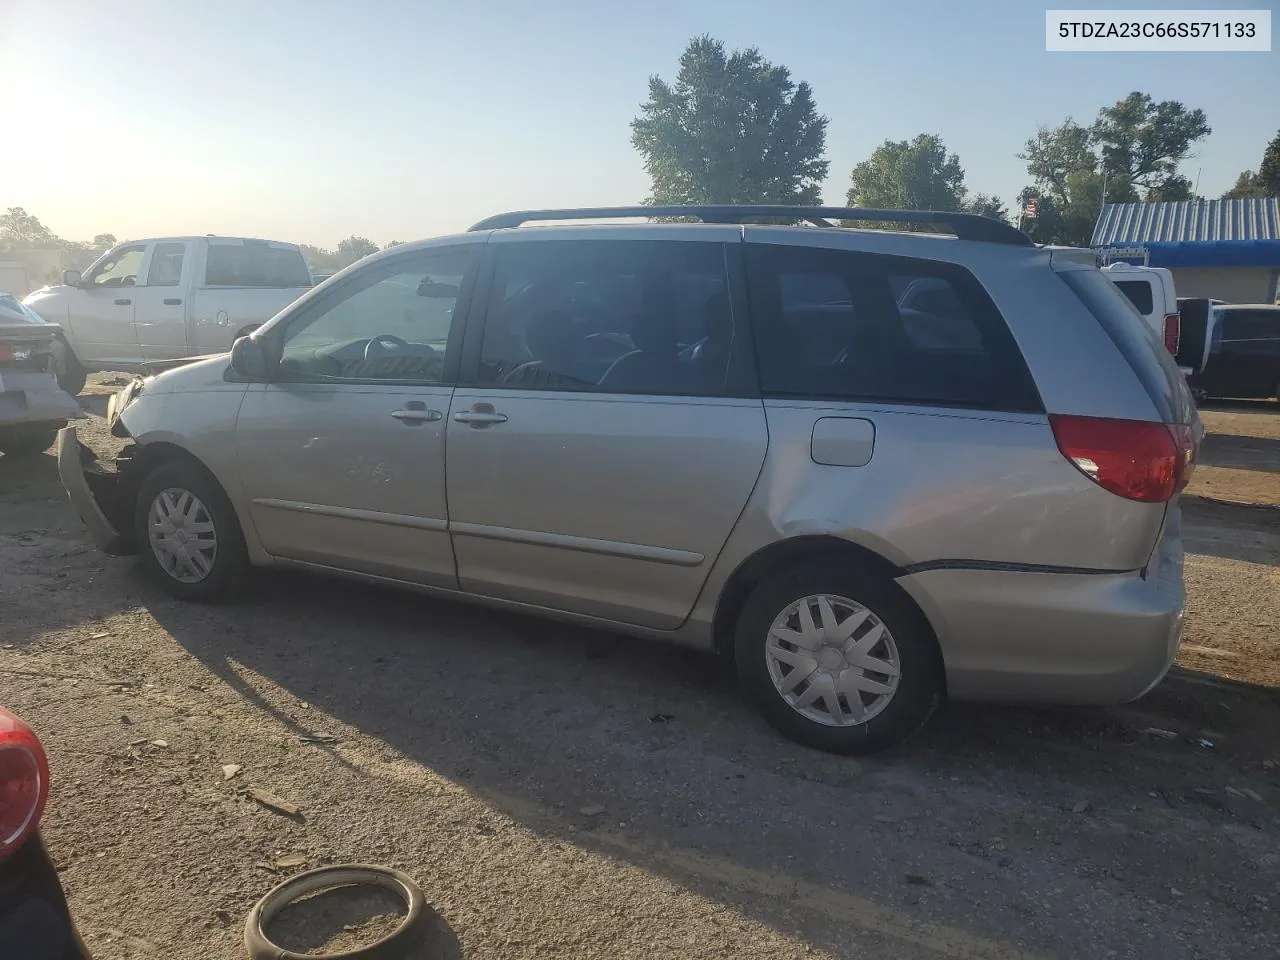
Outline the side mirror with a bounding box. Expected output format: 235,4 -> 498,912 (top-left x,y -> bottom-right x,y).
229,335 -> 272,381
62,270 -> 82,287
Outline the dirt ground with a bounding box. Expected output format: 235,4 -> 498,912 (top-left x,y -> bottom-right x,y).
1,379 -> 1278,960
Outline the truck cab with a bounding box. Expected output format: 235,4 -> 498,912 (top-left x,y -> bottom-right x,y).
23,236 -> 314,394
1101,263 -> 1181,364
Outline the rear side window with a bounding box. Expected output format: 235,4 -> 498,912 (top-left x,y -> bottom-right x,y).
1058,268 -> 1193,424
146,242 -> 185,287
477,239 -> 735,396
744,244 -> 1040,412
205,242 -> 311,288
1112,279 -> 1154,315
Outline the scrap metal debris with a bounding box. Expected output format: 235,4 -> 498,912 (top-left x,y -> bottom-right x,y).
243,786 -> 303,819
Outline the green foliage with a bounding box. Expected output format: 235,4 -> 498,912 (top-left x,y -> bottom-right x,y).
92,233 -> 117,250
0,207 -> 62,252
846,135 -> 967,214
1092,92 -> 1210,198
1260,130 -> 1280,194
844,135 -> 1008,230
631,35 -> 829,207
965,193 -> 1009,223
1225,129 -> 1280,198
300,236 -> 380,273
1017,92 -> 1210,245
1224,170 -> 1265,199
336,236 -> 379,263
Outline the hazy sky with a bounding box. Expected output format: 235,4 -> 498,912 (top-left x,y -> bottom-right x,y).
2,0 -> 1276,248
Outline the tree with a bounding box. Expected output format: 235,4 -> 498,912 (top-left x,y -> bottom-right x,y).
335,236 -> 378,267
965,193 -> 1009,223
1260,129 -> 1280,194
1224,170 -> 1265,199
1017,93 -> 1210,245
0,207 -> 61,251
92,233 -> 117,250
1092,92 -> 1210,200
846,134 -> 968,215
631,35 -> 828,207
1224,129 -> 1280,198
383,240 -> 405,249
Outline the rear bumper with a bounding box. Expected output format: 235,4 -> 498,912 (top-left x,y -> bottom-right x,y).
899,510 -> 1185,705
0,832 -> 91,960
0,370 -> 81,428
56,426 -> 131,555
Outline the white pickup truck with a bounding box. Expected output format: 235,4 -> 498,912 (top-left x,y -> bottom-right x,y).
23,236 -> 313,394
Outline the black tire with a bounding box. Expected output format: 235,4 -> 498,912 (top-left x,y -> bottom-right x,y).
0,427 -> 58,457
52,337 -> 87,396
734,562 -> 942,755
134,458 -> 249,602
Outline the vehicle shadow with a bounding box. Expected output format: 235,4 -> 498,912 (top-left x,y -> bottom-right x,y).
1183,497 -> 1280,568
1197,432 -> 1280,474
140,567 -> 1280,958
1200,398 -> 1279,414
0,451 -> 144,648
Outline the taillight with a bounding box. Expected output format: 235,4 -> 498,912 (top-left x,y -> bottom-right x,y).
0,709 -> 50,862
0,345 -> 13,364
1162,313 -> 1180,354
1050,415 -> 1196,503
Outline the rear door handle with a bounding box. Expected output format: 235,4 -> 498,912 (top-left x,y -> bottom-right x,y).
163,298 -> 182,305
114,298 -> 131,305
453,411 -> 508,425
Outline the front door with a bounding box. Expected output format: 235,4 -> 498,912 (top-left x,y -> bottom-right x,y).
446,234 -> 768,629
133,240 -> 191,361
234,242 -> 481,587
69,242 -> 148,365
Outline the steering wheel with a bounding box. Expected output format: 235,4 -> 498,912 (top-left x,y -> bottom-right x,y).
364,334 -> 411,361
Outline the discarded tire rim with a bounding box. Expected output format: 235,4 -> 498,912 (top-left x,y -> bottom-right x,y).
244,864 -> 425,960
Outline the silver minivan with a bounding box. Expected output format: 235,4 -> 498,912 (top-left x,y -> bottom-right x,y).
58,206 -> 1199,754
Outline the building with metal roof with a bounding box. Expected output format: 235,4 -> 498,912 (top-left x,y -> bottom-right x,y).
1092,198 -> 1280,304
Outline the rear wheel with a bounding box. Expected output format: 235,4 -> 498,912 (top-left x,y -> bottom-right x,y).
134,459 -> 248,601
0,427 -> 58,457
734,563 -> 942,755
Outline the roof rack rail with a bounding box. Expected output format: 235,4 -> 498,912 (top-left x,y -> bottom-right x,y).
468,205 -> 1033,245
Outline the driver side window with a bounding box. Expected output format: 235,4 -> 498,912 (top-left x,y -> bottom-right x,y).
279,247 -> 477,382
87,245 -> 147,288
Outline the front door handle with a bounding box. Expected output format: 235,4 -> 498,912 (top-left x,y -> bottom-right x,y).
163,298 -> 182,305
390,400 -> 442,424
114,298 -> 132,305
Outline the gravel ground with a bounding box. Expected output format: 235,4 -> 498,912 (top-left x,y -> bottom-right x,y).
1,380 -> 1278,959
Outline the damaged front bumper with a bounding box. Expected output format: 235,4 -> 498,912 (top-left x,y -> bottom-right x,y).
56,425 -> 135,556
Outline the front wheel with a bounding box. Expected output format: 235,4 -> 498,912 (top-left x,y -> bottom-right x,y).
734,564 -> 943,755
134,459 -> 249,601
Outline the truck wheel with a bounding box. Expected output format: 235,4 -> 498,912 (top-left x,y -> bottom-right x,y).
51,337 -> 87,396
134,458 -> 249,602
0,428 -> 58,457
734,563 -> 943,755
